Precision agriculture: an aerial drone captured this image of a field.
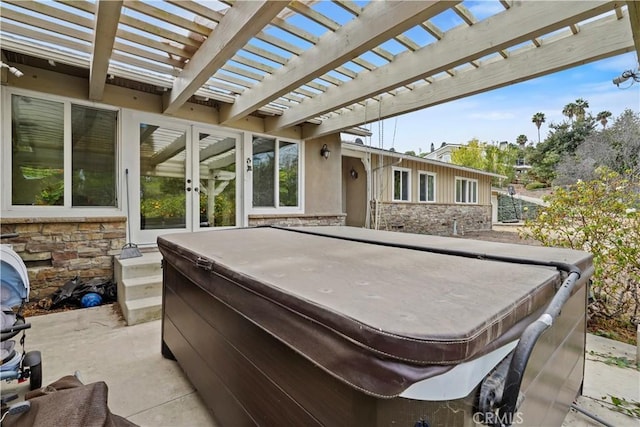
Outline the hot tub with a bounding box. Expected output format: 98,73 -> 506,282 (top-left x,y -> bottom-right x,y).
158,226 -> 592,426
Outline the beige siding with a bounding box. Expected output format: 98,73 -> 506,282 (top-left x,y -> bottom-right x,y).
372,155 -> 492,205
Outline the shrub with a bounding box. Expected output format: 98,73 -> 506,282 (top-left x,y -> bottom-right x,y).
525,181 -> 548,190
521,168 -> 640,328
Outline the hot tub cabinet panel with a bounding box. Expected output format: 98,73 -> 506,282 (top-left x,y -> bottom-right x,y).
158,226 -> 591,426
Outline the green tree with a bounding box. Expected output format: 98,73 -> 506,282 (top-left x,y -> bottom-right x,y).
531,112 -> 546,144
516,134 -> 527,148
556,109 -> 640,184
451,138 -> 485,170
451,139 -> 518,185
574,98 -> 590,121
562,102 -> 577,123
521,169 -> 640,329
528,116 -> 596,184
596,110 -> 612,129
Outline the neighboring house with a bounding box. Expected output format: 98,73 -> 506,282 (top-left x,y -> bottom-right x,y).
424,143 -> 462,163
342,142 -> 503,236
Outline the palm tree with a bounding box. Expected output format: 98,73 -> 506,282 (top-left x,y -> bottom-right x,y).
574,98 -> 589,121
531,112 -> 546,144
516,134 -> 527,167
562,102 -> 577,123
596,110 -> 612,129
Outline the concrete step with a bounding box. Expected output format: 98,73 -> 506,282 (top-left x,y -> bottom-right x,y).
124,296 -> 163,326
115,251 -> 163,282
119,274 -> 163,301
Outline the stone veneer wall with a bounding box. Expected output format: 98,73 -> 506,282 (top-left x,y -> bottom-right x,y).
0,217 -> 126,300
248,214 -> 346,227
372,202 -> 491,236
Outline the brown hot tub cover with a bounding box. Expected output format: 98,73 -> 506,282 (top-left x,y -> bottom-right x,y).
158,226 -> 592,397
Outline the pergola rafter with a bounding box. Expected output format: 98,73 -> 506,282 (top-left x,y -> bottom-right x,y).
266,0 -> 619,132
0,0 -> 637,138
219,0 -> 455,125
303,13 -> 634,139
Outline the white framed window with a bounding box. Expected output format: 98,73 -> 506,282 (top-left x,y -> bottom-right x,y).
392,167 -> 411,202
455,177 -> 478,204
419,172 -> 436,202
251,136 -> 302,211
6,91 -> 118,209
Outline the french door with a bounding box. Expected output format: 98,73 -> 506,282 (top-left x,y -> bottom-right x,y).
127,114 -> 240,245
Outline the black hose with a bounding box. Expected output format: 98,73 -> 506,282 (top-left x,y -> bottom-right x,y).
570,403 -> 615,427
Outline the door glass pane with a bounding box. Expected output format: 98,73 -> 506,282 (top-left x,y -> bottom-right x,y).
139,124 -> 187,230
279,141 -> 298,207
11,95 -> 64,206
72,105 -> 117,206
198,133 -> 236,227
252,137 -> 275,207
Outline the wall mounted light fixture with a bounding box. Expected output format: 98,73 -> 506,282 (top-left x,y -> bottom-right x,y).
320,144 -> 331,159
350,167 -> 358,179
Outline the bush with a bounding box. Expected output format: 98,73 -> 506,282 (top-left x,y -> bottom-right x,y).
520,169 -> 640,328
525,181 -> 548,190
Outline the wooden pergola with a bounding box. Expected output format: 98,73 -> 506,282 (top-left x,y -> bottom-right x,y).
1,0 -> 638,138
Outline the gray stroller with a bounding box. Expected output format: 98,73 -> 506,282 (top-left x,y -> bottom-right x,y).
1,235 -> 42,406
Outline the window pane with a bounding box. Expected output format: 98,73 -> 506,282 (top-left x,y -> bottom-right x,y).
12,95 -> 64,205
401,171 -> 409,201
472,181 -> 477,203
253,137 -> 275,207
428,175 -> 435,202
419,174 -> 426,201
462,180 -> 468,203
72,105 -> 117,206
394,170 -> 401,200
279,141 -> 298,207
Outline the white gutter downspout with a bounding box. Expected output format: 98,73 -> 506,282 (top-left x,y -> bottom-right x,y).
363,153 -> 372,229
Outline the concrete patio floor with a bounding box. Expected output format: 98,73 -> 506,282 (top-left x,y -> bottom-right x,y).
4,304 -> 638,426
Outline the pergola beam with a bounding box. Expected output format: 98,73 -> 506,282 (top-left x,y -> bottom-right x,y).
218,0 -> 457,125
627,1 -> 640,58
268,0 -> 616,133
163,0 -> 288,115
303,13 -> 633,140
89,0 -> 122,101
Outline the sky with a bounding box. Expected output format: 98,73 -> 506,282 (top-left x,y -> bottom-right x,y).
342,51 -> 640,155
